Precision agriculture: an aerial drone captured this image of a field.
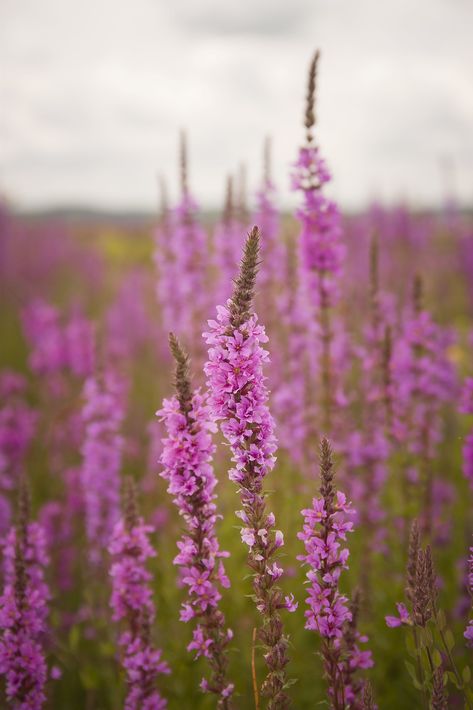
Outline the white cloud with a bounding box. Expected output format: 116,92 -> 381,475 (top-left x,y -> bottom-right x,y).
0,0 -> 472,210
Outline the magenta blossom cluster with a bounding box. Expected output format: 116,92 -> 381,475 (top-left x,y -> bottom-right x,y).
204,307 -> 278,488
109,514 -> 169,710
291,140 -> 347,438
342,429 -> 389,555
80,372 -> 125,564
203,306 -> 294,615
298,490 -> 354,638
39,466 -> 84,592
153,136 -> 209,349
158,341 -> 233,704
292,146 -> 345,312
465,545 -> 473,647
298,440 -> 373,708
158,392 -> 231,622
460,377 -> 473,489
0,521 -> 50,709
392,309 -> 456,452
106,270 -> 154,363
204,229 -> 296,707
391,305 -> 457,537
271,250 -> 310,466
0,372 -> 37,534
22,300 -> 95,384
155,192 -> 208,346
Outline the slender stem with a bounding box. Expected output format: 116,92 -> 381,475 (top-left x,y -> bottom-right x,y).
252,627 -> 260,710
412,628 -> 428,710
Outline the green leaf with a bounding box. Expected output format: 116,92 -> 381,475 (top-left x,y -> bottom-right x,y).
405,634 -> 417,658
432,649 -> 442,668
80,666 -> 99,690
405,660 -> 422,690
447,670 -> 461,690
445,629 -> 455,652
421,626 -> 433,646
462,666 -> 471,684
68,625 -> 80,652
436,609 -> 446,630
420,648 -> 432,674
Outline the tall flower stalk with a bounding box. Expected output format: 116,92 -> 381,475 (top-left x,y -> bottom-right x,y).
386,521 -> 472,708
253,138 -> 282,297
154,176 -> 175,340
0,482 -> 50,709
298,438 -> 373,708
213,175 -> 245,305
81,370 -> 125,565
345,235 -> 393,600
0,372 -> 37,535
154,134 -> 208,356
204,227 -> 296,708
464,543 -> 473,646
109,478 -> 169,709
391,278 -> 456,539
158,334 -> 233,706
292,51 -> 346,436
460,377 -> 473,490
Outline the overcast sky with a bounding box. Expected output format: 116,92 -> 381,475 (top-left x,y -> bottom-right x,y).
1,0 -> 472,211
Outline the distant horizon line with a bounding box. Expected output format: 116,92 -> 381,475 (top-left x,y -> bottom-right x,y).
9,201 -> 473,222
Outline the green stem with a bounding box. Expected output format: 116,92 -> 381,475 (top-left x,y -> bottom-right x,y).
412,628 -> 429,710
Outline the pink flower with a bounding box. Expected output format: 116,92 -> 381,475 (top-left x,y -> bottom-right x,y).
0,519 -> 50,708
187,626 -> 213,659
299,438 -> 372,705
158,337 -> 232,702
109,511 -> 168,708
204,228 -> 294,704
465,545 -> 473,647
81,371 -> 125,565
241,528 -> 256,547
385,603 -> 411,628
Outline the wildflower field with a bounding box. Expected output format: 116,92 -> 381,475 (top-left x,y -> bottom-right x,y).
1,53 -> 473,709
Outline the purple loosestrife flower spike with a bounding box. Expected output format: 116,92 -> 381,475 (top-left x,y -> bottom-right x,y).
204,226 -> 297,709
298,439 -> 373,709
465,544 -> 473,646
385,525 -> 434,631
0,372 -> 37,535
81,370 -> 125,565
0,481 -> 50,709
155,134 -> 208,352
382,523 -> 472,709
109,477 -> 169,710
292,51 -> 346,437
460,378 -> 473,489
213,176 -> 246,305
390,278 -> 457,538
340,591 -> 374,706
158,334 -> 233,706
254,138 -> 283,295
